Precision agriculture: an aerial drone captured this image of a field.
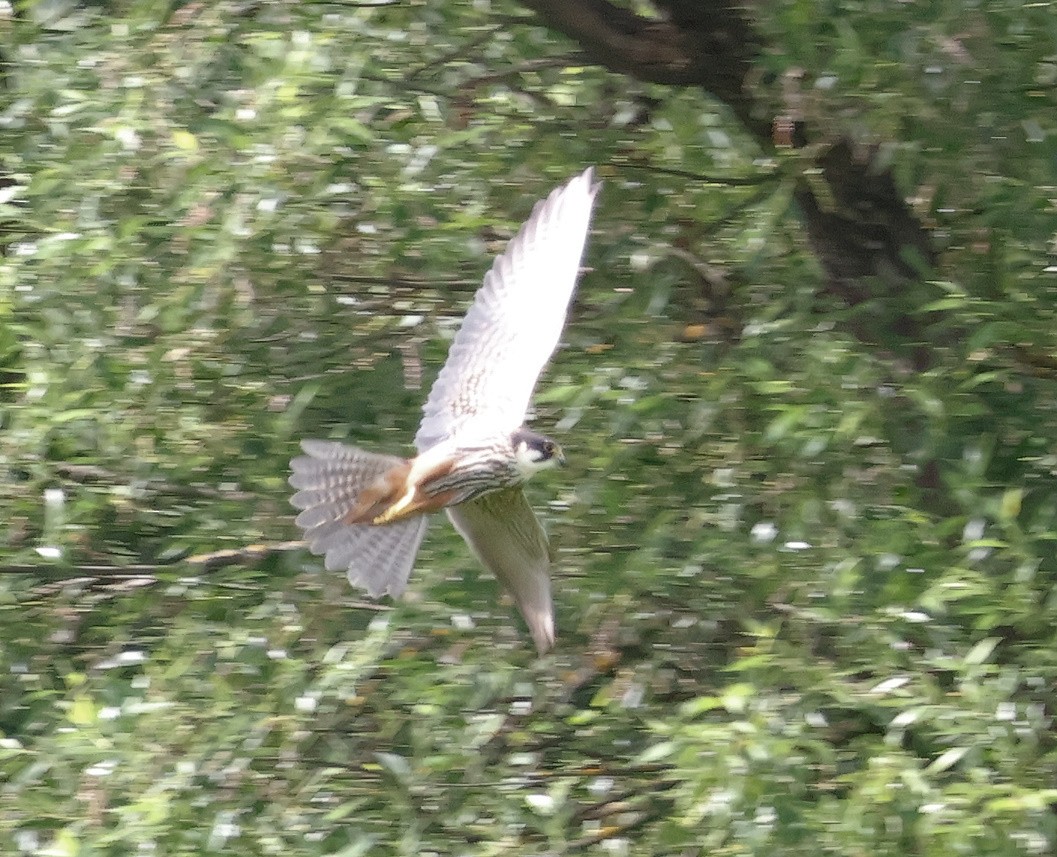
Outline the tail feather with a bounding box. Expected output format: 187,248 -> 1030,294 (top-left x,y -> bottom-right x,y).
290,439 -> 403,495
289,440 -> 429,597
319,516 -> 429,597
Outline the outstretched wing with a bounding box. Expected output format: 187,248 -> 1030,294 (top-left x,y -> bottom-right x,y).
415,168 -> 600,453
446,487 -> 555,654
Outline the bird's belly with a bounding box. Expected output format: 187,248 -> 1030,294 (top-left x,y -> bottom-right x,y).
422,458 -> 522,506
361,453 -> 522,525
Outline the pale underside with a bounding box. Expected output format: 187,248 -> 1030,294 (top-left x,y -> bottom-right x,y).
290,169 -> 599,653
415,168 -> 599,453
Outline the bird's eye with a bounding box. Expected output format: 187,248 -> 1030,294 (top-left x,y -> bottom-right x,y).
543,441 -> 554,455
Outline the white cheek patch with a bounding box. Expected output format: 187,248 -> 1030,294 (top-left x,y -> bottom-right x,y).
513,443 -> 561,480
513,443 -> 544,478
513,443 -> 534,467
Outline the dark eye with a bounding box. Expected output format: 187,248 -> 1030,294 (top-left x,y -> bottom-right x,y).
543,441 -> 554,455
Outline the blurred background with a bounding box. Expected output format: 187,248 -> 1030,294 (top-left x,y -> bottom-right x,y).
3,0 -> 1057,853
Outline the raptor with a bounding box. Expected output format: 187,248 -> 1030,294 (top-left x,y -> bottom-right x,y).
289,169 -> 599,653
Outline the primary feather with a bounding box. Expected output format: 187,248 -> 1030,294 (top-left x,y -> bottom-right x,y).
290,169 -> 600,653
415,168 -> 599,452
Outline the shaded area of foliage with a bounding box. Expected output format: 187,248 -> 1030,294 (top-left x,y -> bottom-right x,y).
3,0 -> 1057,854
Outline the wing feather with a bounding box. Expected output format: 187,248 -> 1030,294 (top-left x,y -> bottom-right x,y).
446,488 -> 555,654
289,440 -> 429,597
415,168 -> 599,452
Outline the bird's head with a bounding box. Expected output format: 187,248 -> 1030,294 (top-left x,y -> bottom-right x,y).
511,428 -> 566,477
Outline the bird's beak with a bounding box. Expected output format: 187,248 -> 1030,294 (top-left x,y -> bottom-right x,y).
555,446 -> 567,467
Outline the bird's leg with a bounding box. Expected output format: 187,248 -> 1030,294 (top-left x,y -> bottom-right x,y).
373,483 -> 466,524
349,453 -> 464,525
372,484 -> 419,525
338,463 -> 411,526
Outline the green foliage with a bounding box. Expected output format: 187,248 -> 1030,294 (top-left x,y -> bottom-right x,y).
3,0 -> 1057,854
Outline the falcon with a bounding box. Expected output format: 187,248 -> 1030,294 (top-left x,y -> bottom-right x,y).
289,168 -> 599,653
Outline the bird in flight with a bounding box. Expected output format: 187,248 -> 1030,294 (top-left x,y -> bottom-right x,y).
289,169 -> 599,653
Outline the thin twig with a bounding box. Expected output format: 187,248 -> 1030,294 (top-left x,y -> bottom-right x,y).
615,159 -> 774,187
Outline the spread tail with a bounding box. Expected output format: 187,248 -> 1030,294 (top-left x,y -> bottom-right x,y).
289,440 -> 429,597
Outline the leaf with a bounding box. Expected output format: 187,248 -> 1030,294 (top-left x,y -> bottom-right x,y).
637,741 -> 675,764
373,752 -> 411,782
67,695 -> 96,727
172,130 -> 198,151
928,746 -> 969,773
998,488 -> 1022,522
323,799 -> 369,822
720,683 -> 755,713
869,676 -> 910,696
964,636 -> 1000,666
680,696 -> 722,717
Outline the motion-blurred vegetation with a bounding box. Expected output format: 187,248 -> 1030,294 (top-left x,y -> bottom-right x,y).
3,0 -> 1057,853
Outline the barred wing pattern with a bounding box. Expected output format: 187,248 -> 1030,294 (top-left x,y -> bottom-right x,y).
414,168 -> 599,453
289,440 -> 429,597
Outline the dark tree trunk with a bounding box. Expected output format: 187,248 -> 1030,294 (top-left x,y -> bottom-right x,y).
519,0 -> 937,362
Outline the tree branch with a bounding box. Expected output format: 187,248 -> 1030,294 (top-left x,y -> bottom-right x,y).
519,0 -> 763,132
519,0 -> 938,362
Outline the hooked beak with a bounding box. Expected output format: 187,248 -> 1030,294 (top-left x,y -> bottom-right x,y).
555,446 -> 567,467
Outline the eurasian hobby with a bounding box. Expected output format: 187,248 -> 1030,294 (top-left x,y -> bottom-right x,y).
289,169 -> 599,653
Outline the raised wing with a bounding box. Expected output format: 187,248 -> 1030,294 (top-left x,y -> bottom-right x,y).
446,487 -> 555,654
414,168 -> 599,452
